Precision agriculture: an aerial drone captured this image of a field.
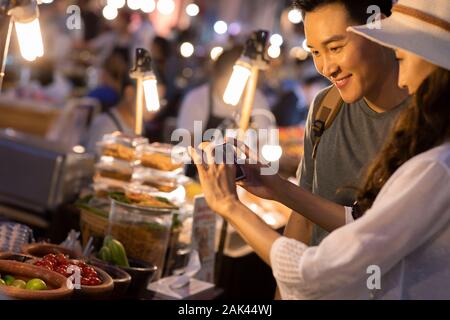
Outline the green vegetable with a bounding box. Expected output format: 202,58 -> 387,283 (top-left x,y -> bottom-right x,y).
99,246 -> 112,262
11,279 -> 27,289
100,236 -> 129,267
109,239 -> 130,268
26,278 -> 47,290
3,275 -> 15,286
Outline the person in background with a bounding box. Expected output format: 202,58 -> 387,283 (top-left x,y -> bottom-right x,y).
84,79 -> 155,155
189,0 -> 450,299
86,50 -> 129,112
177,46 -> 271,137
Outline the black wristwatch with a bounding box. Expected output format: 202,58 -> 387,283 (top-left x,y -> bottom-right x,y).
351,201 -> 364,220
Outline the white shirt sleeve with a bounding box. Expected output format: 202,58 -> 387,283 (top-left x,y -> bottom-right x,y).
270,157 -> 450,299
345,206 -> 354,224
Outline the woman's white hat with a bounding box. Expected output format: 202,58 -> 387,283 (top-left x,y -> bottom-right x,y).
348,0 -> 450,71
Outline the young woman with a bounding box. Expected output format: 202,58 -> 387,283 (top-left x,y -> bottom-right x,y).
188,0 -> 450,299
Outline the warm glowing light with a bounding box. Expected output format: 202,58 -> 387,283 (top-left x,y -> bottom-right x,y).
269,34 -> 283,47
180,42 -> 194,58
41,0 -> 54,3
223,63 -> 251,106
143,77 -> 160,111
290,46 -> 309,60
210,46 -> 224,60
157,0 -> 175,15
14,18 -> 44,62
103,5 -> 118,20
141,0 -> 156,13
214,20 -> 228,35
262,145 -> 282,162
107,0 -> 126,8
267,45 -> 281,59
72,145 -> 86,154
127,0 -> 141,10
186,3 -> 199,16
288,8 -> 302,24
302,39 -> 310,52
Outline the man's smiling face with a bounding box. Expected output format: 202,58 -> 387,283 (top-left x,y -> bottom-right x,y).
304,2 -> 387,103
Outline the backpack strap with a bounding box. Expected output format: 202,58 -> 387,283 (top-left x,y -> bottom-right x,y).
106,110 -> 124,133
311,85 -> 343,159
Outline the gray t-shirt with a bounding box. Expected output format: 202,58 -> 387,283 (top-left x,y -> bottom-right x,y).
298,86 -> 409,245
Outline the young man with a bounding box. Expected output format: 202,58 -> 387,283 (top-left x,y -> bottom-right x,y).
283,0 -> 409,255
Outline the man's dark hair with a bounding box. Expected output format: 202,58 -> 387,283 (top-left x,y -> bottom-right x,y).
294,0 -> 393,24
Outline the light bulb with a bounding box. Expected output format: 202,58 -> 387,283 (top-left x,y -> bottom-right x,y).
223,63 -> 251,106
180,42 -> 194,58
302,39 -> 310,52
40,0 -> 54,4
127,0 -> 141,10
103,5 -> 118,20
267,45 -> 281,59
14,18 -> 44,62
262,145 -> 282,162
186,3 -> 199,17
290,46 -> 309,60
157,0 -> 175,15
141,0 -> 156,13
269,34 -> 283,47
143,77 -> 160,111
210,46 -> 223,60
288,9 -> 302,24
107,0 -> 126,8
214,21 -> 228,35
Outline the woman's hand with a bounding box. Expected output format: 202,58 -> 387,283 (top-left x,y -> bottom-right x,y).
228,138 -> 285,202
188,142 -> 239,217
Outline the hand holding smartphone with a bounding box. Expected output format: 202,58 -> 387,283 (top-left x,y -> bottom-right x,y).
216,143 -> 246,181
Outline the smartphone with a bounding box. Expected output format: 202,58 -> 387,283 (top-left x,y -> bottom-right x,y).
216,143 -> 246,181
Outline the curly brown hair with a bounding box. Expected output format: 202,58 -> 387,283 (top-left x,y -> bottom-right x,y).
356,68 -> 450,214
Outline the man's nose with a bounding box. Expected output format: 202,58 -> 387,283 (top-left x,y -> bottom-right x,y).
322,56 -> 340,79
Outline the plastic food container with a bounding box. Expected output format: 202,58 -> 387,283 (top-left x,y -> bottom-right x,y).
135,143 -> 186,174
97,132 -> 148,162
95,156 -> 134,182
131,170 -> 188,205
132,166 -> 186,191
107,198 -> 176,281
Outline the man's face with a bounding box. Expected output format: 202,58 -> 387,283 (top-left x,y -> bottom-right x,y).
304,3 -> 387,103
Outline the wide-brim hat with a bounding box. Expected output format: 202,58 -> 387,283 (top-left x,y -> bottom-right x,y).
348,0 -> 450,71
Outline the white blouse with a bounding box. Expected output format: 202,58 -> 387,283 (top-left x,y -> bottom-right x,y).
271,143 -> 450,299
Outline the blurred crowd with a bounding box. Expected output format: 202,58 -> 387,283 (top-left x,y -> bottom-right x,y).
1,0 -> 329,152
